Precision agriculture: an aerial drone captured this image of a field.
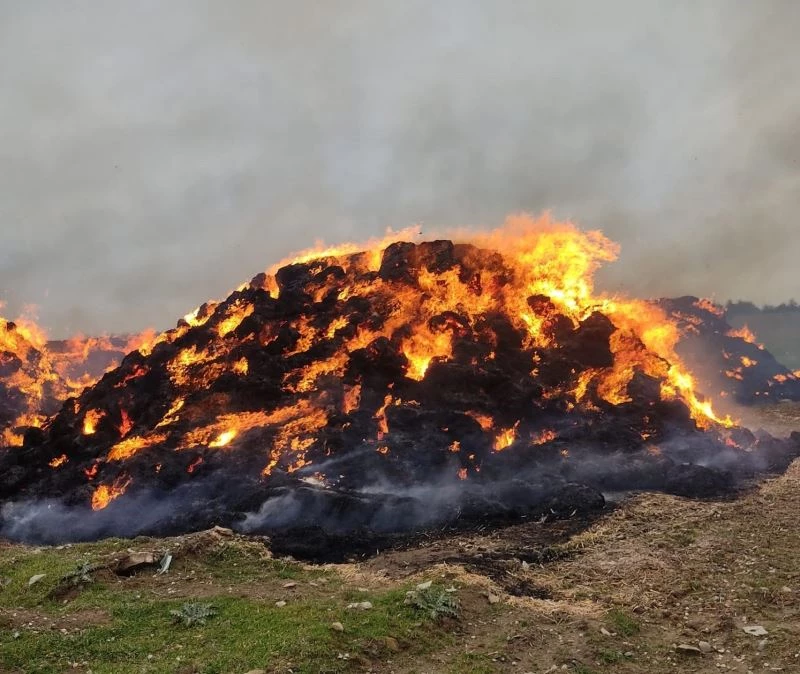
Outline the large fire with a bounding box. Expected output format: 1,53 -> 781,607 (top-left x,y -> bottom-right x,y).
2,215 -> 799,543
0,314 -> 156,448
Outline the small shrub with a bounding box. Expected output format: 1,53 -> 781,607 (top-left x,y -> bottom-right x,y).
405,585 -> 459,620
170,602 -> 217,627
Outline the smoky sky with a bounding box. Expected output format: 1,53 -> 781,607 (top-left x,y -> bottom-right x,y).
1,1 -> 799,337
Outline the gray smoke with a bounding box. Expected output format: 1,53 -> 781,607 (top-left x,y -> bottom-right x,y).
1,1 -> 799,337
4,425 -> 788,547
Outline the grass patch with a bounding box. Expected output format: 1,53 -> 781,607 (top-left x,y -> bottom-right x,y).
606,609 -> 640,637
0,541 -> 452,673
3,589 -> 445,673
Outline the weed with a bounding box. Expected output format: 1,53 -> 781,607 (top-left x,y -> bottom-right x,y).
61,561 -> 99,587
170,602 -> 217,627
406,585 -> 459,620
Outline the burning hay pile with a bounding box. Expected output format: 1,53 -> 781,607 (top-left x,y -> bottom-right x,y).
2,217 -> 799,548
0,319 -> 63,447
0,317 -> 153,448
657,296 -> 800,404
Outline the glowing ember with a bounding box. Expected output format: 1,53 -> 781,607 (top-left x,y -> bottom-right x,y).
374,394 -> 392,439
260,402 -> 328,476
532,429 -> 557,445
49,454 -> 68,468
466,412 -> 494,432
187,456 -> 204,473
118,409 -> 133,437
179,411 -> 270,450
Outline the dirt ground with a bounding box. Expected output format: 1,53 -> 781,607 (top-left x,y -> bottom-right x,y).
342,453 -> 799,673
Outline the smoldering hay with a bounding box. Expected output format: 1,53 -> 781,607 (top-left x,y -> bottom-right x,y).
2,215 -> 799,549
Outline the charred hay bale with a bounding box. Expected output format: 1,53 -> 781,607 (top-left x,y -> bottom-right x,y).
560,312 -> 616,369
415,240 -> 457,273
379,242 -> 418,282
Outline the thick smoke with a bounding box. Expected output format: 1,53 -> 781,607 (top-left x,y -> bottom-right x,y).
1,1 -> 799,337
4,426 -> 796,550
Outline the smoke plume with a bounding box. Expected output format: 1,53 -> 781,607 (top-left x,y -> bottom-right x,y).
1,1 -> 799,336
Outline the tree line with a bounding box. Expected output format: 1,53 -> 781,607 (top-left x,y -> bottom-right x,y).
725,300 -> 800,316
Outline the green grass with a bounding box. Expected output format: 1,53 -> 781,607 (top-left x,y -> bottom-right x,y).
0,540 -> 452,673
606,609 -> 640,637
5,591 -> 433,673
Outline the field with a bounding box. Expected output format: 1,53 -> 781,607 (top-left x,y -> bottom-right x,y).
2,405 -> 800,674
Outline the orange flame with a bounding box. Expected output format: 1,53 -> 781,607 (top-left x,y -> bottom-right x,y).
3,213 -> 744,479
82,409 -> 105,435
91,475 -> 131,511
466,411 -> 494,431
209,429 -> 237,448
727,324 -> 761,348
107,433 -> 166,461
693,298 -> 724,317
493,422 -> 519,451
